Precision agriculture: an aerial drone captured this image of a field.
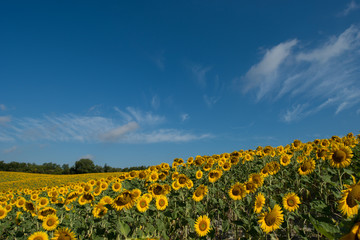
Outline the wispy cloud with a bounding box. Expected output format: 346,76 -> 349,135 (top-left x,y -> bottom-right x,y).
115,107 -> 165,125
180,113 -> 190,122
203,95 -> 220,108
0,112 -> 211,143
88,104 -> 102,115
338,0 -> 360,16
242,39 -> 298,101
0,116 -> 11,125
0,104 -> 6,111
99,122 -> 139,142
190,64 -> 212,88
151,95 -> 160,110
3,146 -> 17,154
240,25 -> 360,122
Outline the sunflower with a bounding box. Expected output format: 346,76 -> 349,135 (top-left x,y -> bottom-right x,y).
155,195 -> 168,211
149,171 -> 159,182
316,147 -> 329,161
28,231 -> 49,240
338,178 -> 360,218
92,203 -> 108,218
260,166 -> 270,177
245,181 -> 257,194
99,182 -> 108,191
37,197 -> 49,208
186,179 -> 194,189
42,214 -> 59,231
222,161 -> 232,171
93,187 -> 102,196
24,201 -> 36,214
5,204 -> 12,212
340,222 -> 360,240
258,204 -> 284,234
280,154 -> 291,166
177,174 -> 188,187
16,197 -> 26,208
298,158 -> 316,175
208,170 -> 222,183
38,207 -> 57,220
282,192 -> 301,212
328,144 -> 353,168
254,192 -> 265,214
0,206 -> 7,220
51,227 -> 77,240
249,173 -> 264,187
99,196 -> 113,205
112,190 -> 136,211
136,196 -> 150,213
131,189 -> 142,200
192,185 -> 208,202
196,170 -> 203,179
172,181 -> 181,191
194,215 -> 211,237
291,139 -> 302,150
228,182 -> 247,201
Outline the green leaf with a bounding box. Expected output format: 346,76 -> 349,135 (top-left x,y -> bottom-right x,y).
117,220 -> 131,238
308,213 -> 335,240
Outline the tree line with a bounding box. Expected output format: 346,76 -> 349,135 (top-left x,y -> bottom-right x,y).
0,158 -> 148,174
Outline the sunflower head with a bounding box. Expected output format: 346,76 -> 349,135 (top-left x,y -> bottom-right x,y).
298,158 -> 316,175
254,192 -> 265,214
229,182 -> 247,201
28,231 -> 49,240
338,181 -> 360,218
42,214 -> 59,231
328,143 -> 353,168
52,227 -> 77,240
194,215 -> 211,237
258,204 -> 284,234
192,185 -> 208,202
136,196 -> 150,213
155,195 -> 168,211
282,192 -> 301,212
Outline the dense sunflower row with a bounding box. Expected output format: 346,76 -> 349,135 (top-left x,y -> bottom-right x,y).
0,132 -> 360,239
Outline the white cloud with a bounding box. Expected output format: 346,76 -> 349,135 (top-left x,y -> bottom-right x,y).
0,116 -> 11,125
151,95 -> 160,110
0,104 -> 6,111
339,0 -> 360,16
241,25 -> 360,122
203,95 -> 220,108
191,64 -> 212,88
3,146 -> 17,154
99,122 -> 139,142
126,129 -> 212,143
126,107 -> 165,125
0,113 -> 210,144
181,113 -> 190,122
243,39 -> 298,101
88,104 -> 102,115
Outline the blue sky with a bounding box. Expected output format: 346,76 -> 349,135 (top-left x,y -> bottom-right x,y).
1,1 -> 360,168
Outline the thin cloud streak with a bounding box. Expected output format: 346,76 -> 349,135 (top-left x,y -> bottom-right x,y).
338,0 -> 360,16
3,146 -> 17,154
0,116 -> 11,125
241,25 -> 360,122
0,104 -> 6,111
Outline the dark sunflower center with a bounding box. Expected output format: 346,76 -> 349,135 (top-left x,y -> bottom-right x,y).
232,187 -> 240,196
318,150 -> 326,158
195,189 -> 204,197
179,177 -> 187,184
287,199 -> 295,207
351,185 -> 360,200
33,237 -> 43,240
294,140 -> 301,147
199,221 -> 207,231
301,162 -> 311,171
256,200 -> 263,208
159,199 -> 166,207
47,219 -> 55,226
265,214 -> 276,226
140,200 -> 147,208
153,186 -> 163,195
0,210 -> 5,216
333,150 -> 346,163
346,192 -> 357,208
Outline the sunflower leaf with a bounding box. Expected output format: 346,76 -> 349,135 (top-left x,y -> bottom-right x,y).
308,213 -> 335,240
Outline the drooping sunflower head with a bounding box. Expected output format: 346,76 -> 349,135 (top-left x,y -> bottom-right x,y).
328,143 -> 353,168
258,204 -> 284,234
24,201 -> 36,213
52,227 -> 77,240
249,173 -> 264,187
282,192 -> 301,212
245,181 -> 257,194
99,195 -> 113,205
194,215 -> 211,237
38,207 -> 56,221
112,191 -> 136,211
42,214 -> 59,231
92,203 -> 108,218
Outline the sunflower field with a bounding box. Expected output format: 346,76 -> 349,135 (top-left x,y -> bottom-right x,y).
0,133 -> 360,240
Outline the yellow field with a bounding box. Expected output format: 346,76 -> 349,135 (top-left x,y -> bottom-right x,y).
0,133 -> 360,239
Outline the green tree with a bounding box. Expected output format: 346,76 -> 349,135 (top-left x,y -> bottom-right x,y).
73,159 -> 96,174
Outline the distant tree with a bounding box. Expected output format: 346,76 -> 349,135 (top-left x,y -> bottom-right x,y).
73,158 -> 96,174
62,164 -> 70,174
104,163 -> 112,172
